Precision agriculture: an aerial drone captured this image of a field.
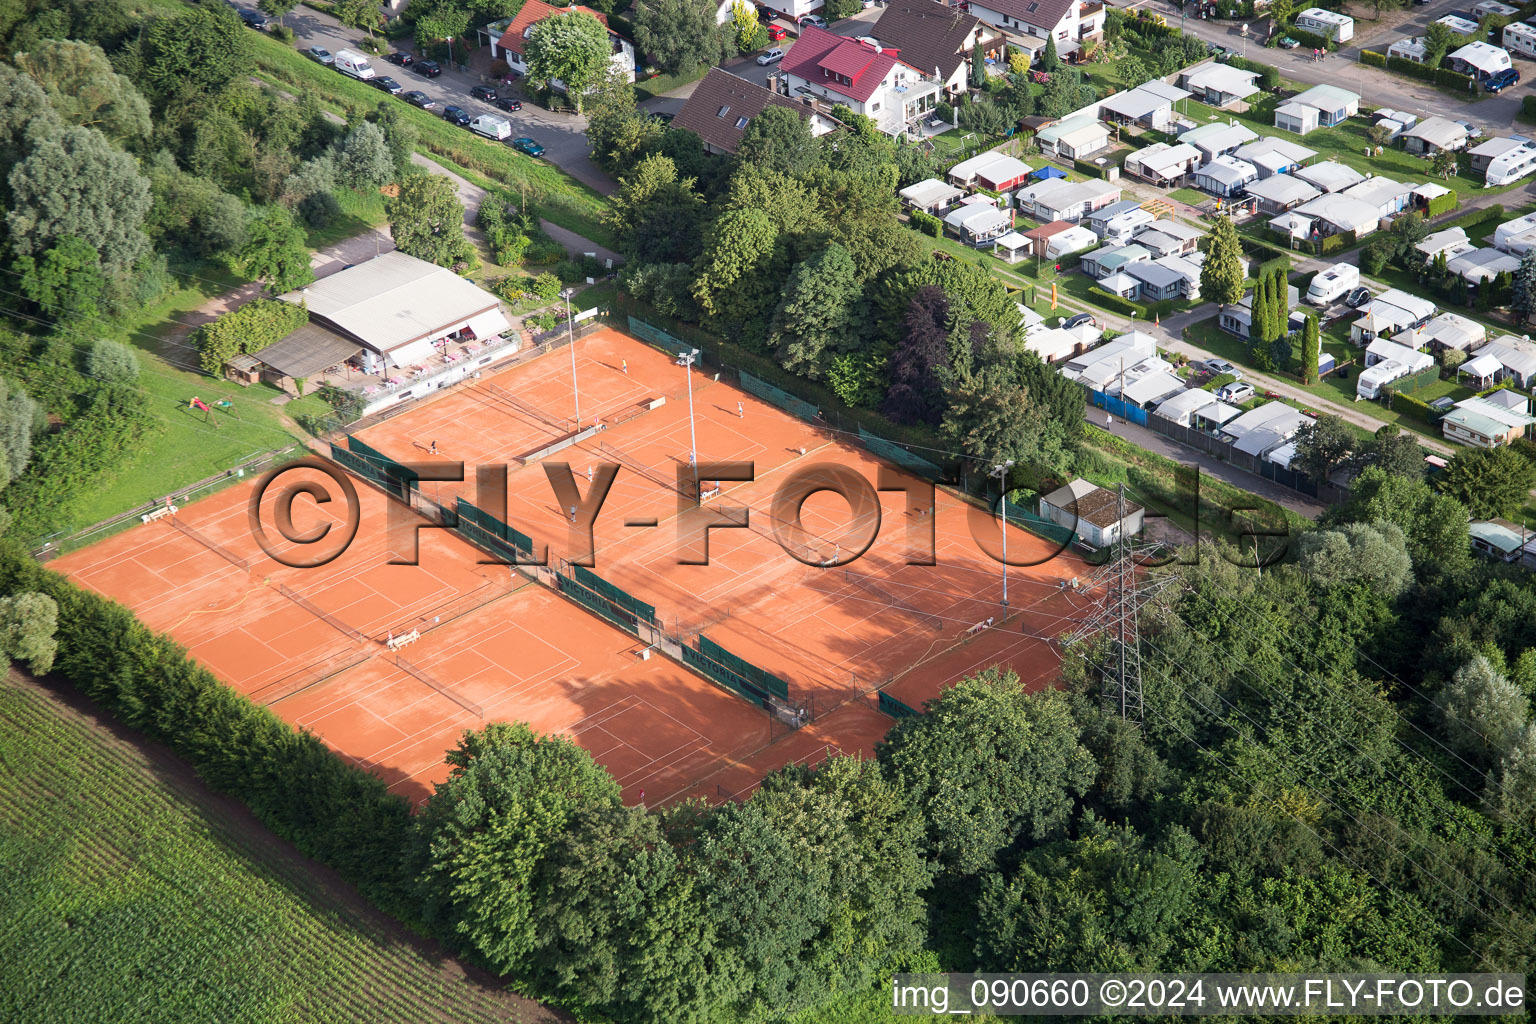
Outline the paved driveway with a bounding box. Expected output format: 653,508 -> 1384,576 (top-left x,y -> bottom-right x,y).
280,10 -> 617,195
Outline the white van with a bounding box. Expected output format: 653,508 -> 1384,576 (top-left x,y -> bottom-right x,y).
469,115 -> 512,141
333,49 -> 376,81
1306,263 -> 1359,306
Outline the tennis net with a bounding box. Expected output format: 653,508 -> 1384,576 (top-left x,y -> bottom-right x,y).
394,654 -> 484,718
597,441 -> 694,499
476,381 -> 570,434
274,583 -> 371,644
843,568 -> 943,631
169,518 -> 250,571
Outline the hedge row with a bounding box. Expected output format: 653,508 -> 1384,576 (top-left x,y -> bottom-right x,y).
1439,203 -> 1506,233
0,546 -> 418,910
1387,389 -> 1440,424
1386,56 -> 1475,92
1426,192 -> 1460,218
1087,287 -> 1148,318
910,210 -> 943,237
1283,26 -> 1336,53
1522,95 -> 1536,125
1361,49 -> 1386,68
1223,55 -> 1281,89
1073,159 -> 1107,179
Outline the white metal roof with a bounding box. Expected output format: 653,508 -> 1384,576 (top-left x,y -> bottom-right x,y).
1294,161 -> 1367,193
1196,155 -> 1257,186
1128,142 -> 1202,177
1121,370 -> 1187,407
1292,193 -> 1379,233
1153,387 -> 1217,424
281,251 -> 504,353
1234,136 -> 1317,165
1403,117 -> 1469,149
993,229 -> 1030,251
899,177 -> 963,207
1245,175 -> 1321,206
1342,176 -> 1412,209
1470,137 -> 1527,160
1223,402 -> 1311,456
1289,84 -> 1359,111
1365,288 -> 1437,324
1477,337 -> 1536,380
1447,247 -> 1521,282
1184,63 -> 1261,99
1270,211 -> 1314,237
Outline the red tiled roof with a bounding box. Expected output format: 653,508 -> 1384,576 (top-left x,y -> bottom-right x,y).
779,25 -> 901,104
497,0 -> 612,57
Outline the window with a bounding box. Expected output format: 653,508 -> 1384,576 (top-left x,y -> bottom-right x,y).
870,101 -> 880,111
736,116 -> 749,128
717,105 -> 730,117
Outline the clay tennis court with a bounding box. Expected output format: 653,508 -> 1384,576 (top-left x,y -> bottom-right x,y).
356,325 -> 1096,715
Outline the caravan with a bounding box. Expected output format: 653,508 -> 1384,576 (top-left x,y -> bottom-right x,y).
1306,263 -> 1359,306
1486,144 -> 1536,186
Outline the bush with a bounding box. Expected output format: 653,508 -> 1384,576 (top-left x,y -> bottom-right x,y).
935,101 -> 954,122
298,190 -> 341,228
1361,49 -> 1387,68
1522,95 -> 1536,124
1388,390 -> 1438,423
909,210 -> 943,237
84,339 -> 140,384
357,36 -> 384,55
1426,192 -> 1459,217
1087,288 -> 1148,318
531,271 -> 562,300
553,260 -> 584,285
1320,233 -> 1346,254
272,25 -> 294,43
1285,26 -> 1333,52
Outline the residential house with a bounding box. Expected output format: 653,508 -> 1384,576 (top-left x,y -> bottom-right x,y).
1401,117 -> 1470,156
776,26 -> 941,135
1233,137 -> 1317,179
1415,227 -> 1475,262
899,177 -> 964,214
1082,243 -> 1151,280
1442,398 -> 1536,447
1399,310 -> 1485,352
1387,36 -> 1428,63
1244,174 -> 1322,215
1177,63 -> 1262,108
1097,80 -> 1191,132
947,151 -> 1033,192
1350,289 -> 1436,343
1221,401 -> 1312,458
868,3 -> 998,99
1469,138 -> 1528,177
944,203 -> 1012,244
756,0 -> 823,19
1060,332 -> 1160,390
491,0 -> 635,84
966,0 -> 1106,63
1035,115 -> 1111,160
1289,193 -> 1381,238
1220,284 -> 1301,341
1294,160 -> 1367,193
1274,84 -> 1360,135
1179,121 -> 1260,164
1447,41 -> 1513,81
1124,142 -> 1201,185
1133,221 -> 1202,258
674,68 -> 838,156
1038,478 -> 1144,549
1341,176 -> 1414,218
1296,7 -> 1353,41
1193,155 -> 1258,197
1494,211 -> 1536,255
1124,260 -> 1187,302
1473,335 -> 1536,388
1446,247 -> 1521,286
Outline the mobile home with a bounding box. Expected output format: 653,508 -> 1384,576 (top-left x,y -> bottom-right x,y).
1296,8 -> 1353,43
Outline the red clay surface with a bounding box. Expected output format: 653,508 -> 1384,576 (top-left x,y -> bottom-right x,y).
54,327 -> 1095,807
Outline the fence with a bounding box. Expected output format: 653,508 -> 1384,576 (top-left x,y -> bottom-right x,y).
856,425 -> 945,482
997,499 -> 1078,549
455,496 -> 536,558
739,370 -> 821,424
339,434 -> 418,500
697,635 -> 788,700
627,315 -> 700,360
572,564 -> 656,624
1090,389 -> 1150,427
169,518 -> 251,571
558,571 -> 642,634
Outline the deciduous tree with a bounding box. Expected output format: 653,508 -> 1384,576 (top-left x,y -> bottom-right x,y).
770,243 -> 860,378
235,205 -> 315,293
1292,412 -> 1353,481
1438,444 -> 1536,519
737,105 -> 822,176
1293,520 -> 1414,599
633,0 -> 728,76
140,4 -> 253,100
385,172 -> 476,269
1350,424 -> 1425,480
526,10 -> 612,111
12,235 -> 105,322
336,121 -> 394,190
883,285 -> 952,426
334,0 -> 385,38
0,592 -> 57,674
1437,655 -> 1530,763
12,39 -> 151,143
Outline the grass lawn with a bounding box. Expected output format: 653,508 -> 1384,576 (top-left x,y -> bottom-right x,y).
0,676 -> 533,1024
302,185 -> 388,250
1168,187 -> 1208,206
633,62 -> 710,103
248,37 -> 615,249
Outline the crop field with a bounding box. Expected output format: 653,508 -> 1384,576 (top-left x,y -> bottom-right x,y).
0,675 -> 550,1024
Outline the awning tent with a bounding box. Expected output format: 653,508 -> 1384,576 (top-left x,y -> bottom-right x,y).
1031,165 -> 1068,181
386,337 -> 440,369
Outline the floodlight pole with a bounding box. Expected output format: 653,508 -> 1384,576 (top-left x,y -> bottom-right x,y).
564,288 -> 581,427
678,348 -> 700,493
993,460 -> 1015,608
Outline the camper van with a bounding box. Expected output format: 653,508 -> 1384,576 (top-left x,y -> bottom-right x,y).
333,49 -> 376,81
1306,263 -> 1360,306
469,115 -> 512,141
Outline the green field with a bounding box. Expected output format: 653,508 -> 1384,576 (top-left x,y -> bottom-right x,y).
0,676 -> 541,1024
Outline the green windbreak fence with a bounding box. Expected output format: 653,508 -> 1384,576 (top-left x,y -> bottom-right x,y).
997,497 -> 1076,549
857,426 -> 944,482
330,445 -> 390,492
560,574 -> 640,634
456,497 -> 535,557
682,645 -> 770,709
878,691 -> 919,719
697,635 -> 788,700
739,371 -> 820,423
346,434 -> 418,498
628,316 -> 698,359
572,564 -> 656,624
454,514 -> 527,565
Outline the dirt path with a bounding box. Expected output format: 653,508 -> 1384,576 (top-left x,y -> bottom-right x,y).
4,669 -> 567,1023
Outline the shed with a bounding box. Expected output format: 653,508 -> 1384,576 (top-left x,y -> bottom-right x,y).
224,353 -> 263,387
252,322 -> 364,392
899,177 -> 964,214
1039,478 -> 1144,549
1470,520 -> 1528,561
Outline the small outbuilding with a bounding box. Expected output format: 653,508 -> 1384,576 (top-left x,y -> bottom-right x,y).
1039,478 -> 1145,549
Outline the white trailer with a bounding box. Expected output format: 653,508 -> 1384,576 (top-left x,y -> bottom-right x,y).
1306,263 -> 1359,306
333,49 -> 376,80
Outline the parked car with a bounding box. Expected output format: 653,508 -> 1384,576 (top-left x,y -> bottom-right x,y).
1343,286 -> 1372,308
512,136 -> 545,157
372,76 -> 403,95
1061,312 -> 1097,329
1204,358 -> 1240,379
757,46 -> 785,65
384,51 -> 415,66
442,105 -> 472,126
1279,37 -> 1300,48
1217,381 -> 1256,403
402,90 -> 434,109
1485,68 -> 1520,93
798,14 -> 826,28
470,85 -> 499,102
237,7 -> 267,28
493,95 -> 523,112
767,24 -> 787,41
413,59 -> 442,77
306,46 -> 334,66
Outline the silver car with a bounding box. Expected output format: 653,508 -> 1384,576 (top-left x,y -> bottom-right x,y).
306,46 -> 334,66
756,46 -> 785,65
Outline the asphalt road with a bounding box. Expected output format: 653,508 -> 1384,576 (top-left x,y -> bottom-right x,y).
271,8 -> 617,195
